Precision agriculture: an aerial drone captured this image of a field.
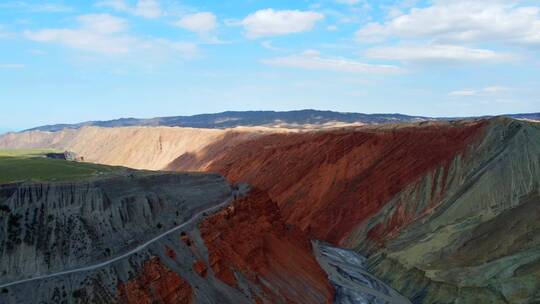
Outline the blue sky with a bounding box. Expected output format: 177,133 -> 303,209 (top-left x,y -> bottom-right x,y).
1,0 -> 539,130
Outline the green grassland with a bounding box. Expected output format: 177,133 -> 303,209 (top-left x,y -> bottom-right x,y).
0,149 -> 126,184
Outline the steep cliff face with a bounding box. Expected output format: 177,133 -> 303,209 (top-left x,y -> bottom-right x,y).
0,172 -> 246,304
0,174 -> 337,304
363,118 -> 540,303
199,188 -> 334,304
0,126 -> 267,170
118,257 -> 194,304
0,173 -> 232,282
179,120 -> 487,246
171,118 -> 540,302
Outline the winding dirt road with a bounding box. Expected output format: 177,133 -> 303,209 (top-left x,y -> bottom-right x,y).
0,194 -> 235,289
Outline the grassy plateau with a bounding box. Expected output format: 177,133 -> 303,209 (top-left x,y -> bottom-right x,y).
0,149 -> 125,184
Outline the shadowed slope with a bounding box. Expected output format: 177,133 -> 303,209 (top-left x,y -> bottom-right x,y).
363,118 -> 540,303
173,120 -> 487,246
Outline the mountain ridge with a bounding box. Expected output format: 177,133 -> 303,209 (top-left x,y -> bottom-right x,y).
23,109 -> 540,132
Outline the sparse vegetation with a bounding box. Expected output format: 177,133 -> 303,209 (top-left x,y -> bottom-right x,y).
72,289 -> 85,298
6,213 -> 22,251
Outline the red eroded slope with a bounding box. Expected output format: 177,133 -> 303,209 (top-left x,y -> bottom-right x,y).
118,257 -> 193,304
199,188 -> 334,304
202,121 -> 487,245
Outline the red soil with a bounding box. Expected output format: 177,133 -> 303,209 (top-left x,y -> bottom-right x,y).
180,233 -> 192,247
199,188 -> 334,304
193,260 -> 208,278
365,173 -> 451,246
164,246 -> 176,260
118,257 -> 193,304
202,121 -> 487,245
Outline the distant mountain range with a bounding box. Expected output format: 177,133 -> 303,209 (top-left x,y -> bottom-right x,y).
24,110 -> 540,132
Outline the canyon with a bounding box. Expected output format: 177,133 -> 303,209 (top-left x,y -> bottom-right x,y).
0,116 -> 539,303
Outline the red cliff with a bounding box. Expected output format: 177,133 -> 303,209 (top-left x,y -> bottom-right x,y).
118,257 -> 193,304
199,188 -> 334,304
199,121 -> 487,245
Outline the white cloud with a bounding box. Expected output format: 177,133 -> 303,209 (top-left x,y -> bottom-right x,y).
96,0 -> 162,19
449,86 -> 511,97
262,50 -> 401,74
24,14 -> 198,58
365,44 -> 513,63
25,14 -> 131,54
241,9 -> 324,38
0,64 -> 25,69
25,28 -> 133,54
134,0 -> 161,18
356,1 -> 540,46
175,12 -> 217,33
78,13 -> 128,34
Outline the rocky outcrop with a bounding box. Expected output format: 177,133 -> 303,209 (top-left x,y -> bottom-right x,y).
118,257 -> 193,304
193,260 -> 207,278
45,151 -> 80,161
199,188 -> 335,304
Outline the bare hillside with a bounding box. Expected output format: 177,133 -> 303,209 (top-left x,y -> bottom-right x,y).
0,126 -> 269,170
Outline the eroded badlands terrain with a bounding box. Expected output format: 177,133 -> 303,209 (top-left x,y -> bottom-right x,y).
1,116 -> 539,303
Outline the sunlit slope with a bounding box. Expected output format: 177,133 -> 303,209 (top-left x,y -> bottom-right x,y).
0,149 -> 126,184
0,127 -> 269,170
